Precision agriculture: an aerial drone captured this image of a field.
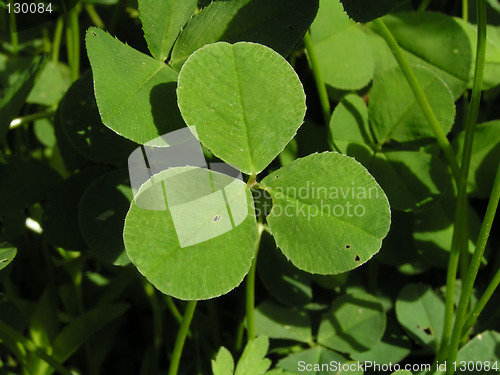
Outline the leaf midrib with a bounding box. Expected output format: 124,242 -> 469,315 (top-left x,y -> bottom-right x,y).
231,47 -> 255,172
103,64 -> 166,122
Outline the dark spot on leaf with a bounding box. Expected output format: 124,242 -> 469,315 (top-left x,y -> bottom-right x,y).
345,244 -> 351,249
213,215 -> 221,222
92,31 -> 98,37
355,254 -> 360,261
423,327 -> 432,335
275,175 -> 279,179
0,259 -> 8,263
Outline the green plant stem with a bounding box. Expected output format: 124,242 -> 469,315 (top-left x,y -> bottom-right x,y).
245,223 -> 265,342
85,3 -> 105,29
143,281 -> 163,370
9,111 -> 56,129
165,295 -> 183,324
234,317 -> 245,352
52,18 -> 64,63
462,266 -> 500,340
417,0 -> 432,11
7,0 -> 18,54
447,164 -> 499,372
66,5 -> 80,81
373,18 -> 460,182
463,0 -> 469,22
440,0 -> 488,364
303,31 -> 331,126
168,300 -> 197,375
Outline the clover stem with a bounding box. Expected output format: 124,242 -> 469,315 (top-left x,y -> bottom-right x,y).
7,0 -> 18,54
246,223 -> 265,341
143,281 -> 163,372
303,31 -> 331,126
9,111 -> 56,130
462,266 -> 500,341
84,3 -> 105,29
52,18 -> 64,63
446,163 -> 499,373
168,300 -> 197,375
439,0 -> 488,365
66,5 -> 80,82
417,0 -> 432,12
372,18 -> 460,182
165,295 -> 184,325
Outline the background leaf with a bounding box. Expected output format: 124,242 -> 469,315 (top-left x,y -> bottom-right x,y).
86,27 -> 184,144
456,19 -> 500,90
52,303 -> 128,363
318,292 -> 386,354
456,331 -> 500,373
235,336 -> 271,375
60,70 -> 137,165
0,242 -> 16,271
79,169 -> 132,265
170,0 -> 319,69
369,149 -> 450,211
139,0 -> 197,62
257,232 -> 313,307
370,12 -> 472,99
277,346 -> 346,374
453,121 -> 500,198
395,283 -> 444,352
177,42 -> 306,174
254,301 -> 312,343
309,0 -> 374,90
26,61 -> 70,106
42,166 -> 110,251
369,66 -> 455,144
212,346 -> 235,375
339,0 -> 408,23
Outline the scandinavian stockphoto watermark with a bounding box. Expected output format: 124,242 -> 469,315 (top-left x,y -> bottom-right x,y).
253,182 -> 380,220
128,127 -> 380,247
127,126 -> 248,248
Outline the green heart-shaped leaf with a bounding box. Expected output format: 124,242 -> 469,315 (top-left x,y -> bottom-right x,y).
124,166 -> 258,300
261,152 -> 391,274
177,42 -> 306,174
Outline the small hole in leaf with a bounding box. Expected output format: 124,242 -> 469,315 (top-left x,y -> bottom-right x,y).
423,327 -> 432,335
213,215 -> 221,222
92,31 -> 98,36
345,244 -> 351,249
0,259 -> 8,263
354,255 -> 360,262
275,175 -> 279,179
